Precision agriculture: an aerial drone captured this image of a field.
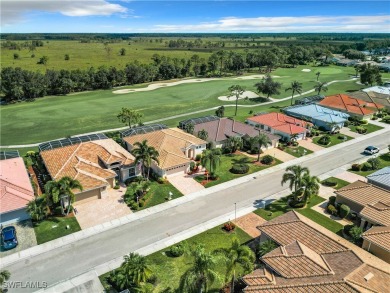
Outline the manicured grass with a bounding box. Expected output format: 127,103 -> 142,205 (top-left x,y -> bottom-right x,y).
312,133 -> 353,148
33,216 -> 81,244
297,208 -> 343,234
349,153 -> 390,176
281,145 -> 313,158
348,123 -> 383,134
194,154 -> 282,188
0,65 -> 368,146
100,225 -> 253,292
321,177 -> 350,190
138,182 -> 183,211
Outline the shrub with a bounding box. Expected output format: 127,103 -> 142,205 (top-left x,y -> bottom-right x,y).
256,240 -> 277,258
318,126 -> 327,131
361,162 -> 372,171
351,163 -> 361,171
360,119 -> 368,125
261,155 -> 274,165
189,161 -> 196,172
209,172 -> 219,180
168,243 -> 185,257
318,135 -> 331,145
139,200 -> 145,207
222,146 -> 232,154
223,222 -> 236,232
339,204 -> 350,218
382,116 -> 390,123
231,164 -> 249,174
113,184 -> 120,190
251,146 -> 260,155
289,200 -> 306,208
349,226 -> 363,243
195,154 -> 202,161
343,120 -> 350,127
371,116 -> 378,120
367,157 -> 380,170
327,204 -> 338,216
329,196 -> 336,206
355,126 -> 367,134
343,224 -> 354,235
147,275 -> 158,285
292,141 -> 299,147
338,135 -> 346,139
322,180 -> 337,187
130,202 -> 139,211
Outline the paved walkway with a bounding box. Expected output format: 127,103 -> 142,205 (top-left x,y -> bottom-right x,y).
74,185 -> 131,229
334,171 -> 367,183
298,138 -> 324,152
234,212 -> 266,238
340,127 -> 362,138
167,172 -> 205,195
311,201 -> 353,226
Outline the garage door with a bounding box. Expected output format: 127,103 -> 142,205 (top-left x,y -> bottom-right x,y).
75,189 -> 100,204
165,164 -> 188,176
0,209 -> 30,225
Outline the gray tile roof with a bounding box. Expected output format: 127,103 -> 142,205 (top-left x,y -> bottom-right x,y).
367,167 -> 390,189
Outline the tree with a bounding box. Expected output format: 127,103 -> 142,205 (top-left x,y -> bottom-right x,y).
27,196 -> 49,221
281,165 -> 309,194
120,48 -> 126,56
64,54 -> 70,61
197,129 -> 208,141
132,140 -> 159,180
37,56 -> 48,65
227,136 -> 243,154
250,134 -> 272,162
256,240 -> 277,258
314,81 -> 328,95
254,75 -> 282,99
367,157 -> 380,170
301,174 -> 320,203
121,252 -> 152,287
315,71 -> 320,81
215,238 -> 255,293
44,177 -> 83,215
285,81 -> 303,105
117,107 -> 143,128
13,53 -> 19,60
215,106 -> 225,118
185,123 -> 195,135
359,64 -> 382,86
0,270 -> 11,293
201,149 -> 221,175
179,244 -> 221,293
216,50 -> 227,76
228,85 -> 245,116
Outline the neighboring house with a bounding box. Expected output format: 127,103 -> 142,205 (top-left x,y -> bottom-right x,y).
335,181 -> 390,230
246,112 -> 310,141
318,94 -> 384,119
336,58 -> 358,67
367,167 -> 390,191
0,155 -> 34,225
122,125 -> 207,177
362,226 -> 390,263
179,116 -> 279,148
283,104 -> 349,131
40,134 -> 138,204
348,90 -> 390,111
378,63 -> 390,72
363,85 -> 390,96
242,211 -> 390,292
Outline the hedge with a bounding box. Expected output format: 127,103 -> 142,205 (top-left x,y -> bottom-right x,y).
339,204 -> 350,218
231,164 -> 249,174
261,155 -> 274,165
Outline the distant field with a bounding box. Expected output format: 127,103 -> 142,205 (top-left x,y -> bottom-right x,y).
0,65 -> 372,146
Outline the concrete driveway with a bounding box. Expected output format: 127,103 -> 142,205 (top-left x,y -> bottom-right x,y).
73,185 -> 132,229
168,172 -> 205,195
0,220 -> 37,257
299,138 -> 324,152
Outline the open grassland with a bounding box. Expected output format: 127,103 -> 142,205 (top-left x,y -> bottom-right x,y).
0,65 -> 377,146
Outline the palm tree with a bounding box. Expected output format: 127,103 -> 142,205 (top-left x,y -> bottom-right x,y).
132,140 -> 160,180
256,240 -> 277,258
316,71 -> 321,81
285,81 -> 303,105
281,165 -> 309,194
121,253 -> 153,287
215,238 -> 255,292
251,134 -> 272,162
327,121 -> 340,134
179,244 -> 221,293
301,174 -> 320,203
290,133 -> 299,143
314,81 -> 328,95
227,136 -> 243,154
197,129 -> 208,141
228,85 -> 245,116
201,149 -> 221,175
27,195 -> 49,221
44,176 -> 83,215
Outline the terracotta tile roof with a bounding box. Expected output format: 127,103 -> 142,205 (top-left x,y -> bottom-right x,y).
345,264 -> 390,293
193,118 -> 279,143
123,128 -> 206,170
243,281 -> 359,292
360,201 -> 390,226
362,226 -> 390,252
247,113 -> 310,135
319,94 -> 383,116
0,158 -> 34,213
41,139 -> 134,192
242,268 -> 275,287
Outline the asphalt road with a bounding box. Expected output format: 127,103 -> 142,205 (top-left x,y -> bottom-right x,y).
3,130 -> 389,292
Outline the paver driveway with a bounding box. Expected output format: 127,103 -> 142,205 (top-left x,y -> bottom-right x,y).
0,220 -> 37,257
239,148 -> 295,162
299,138 -> 324,152
234,212 -> 266,238
167,172 -> 205,195
73,185 -> 131,229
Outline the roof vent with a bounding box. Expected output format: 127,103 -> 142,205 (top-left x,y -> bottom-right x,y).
364,272 -> 374,282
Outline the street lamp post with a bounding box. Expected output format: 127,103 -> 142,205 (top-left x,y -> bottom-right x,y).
234,202 -> 237,223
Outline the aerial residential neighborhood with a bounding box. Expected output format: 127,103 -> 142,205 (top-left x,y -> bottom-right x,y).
0,1 -> 390,293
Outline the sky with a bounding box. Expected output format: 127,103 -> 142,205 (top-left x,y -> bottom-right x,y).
1,0 -> 390,33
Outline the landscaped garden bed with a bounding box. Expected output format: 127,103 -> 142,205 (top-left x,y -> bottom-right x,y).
312,133 -> 353,147
349,153 -> 390,176
278,144 -> 313,157
348,123 -> 383,134
321,177 -> 350,190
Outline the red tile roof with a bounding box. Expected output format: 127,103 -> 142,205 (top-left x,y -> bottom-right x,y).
0,158 -> 34,213
247,113 -> 310,135
319,94 -> 384,116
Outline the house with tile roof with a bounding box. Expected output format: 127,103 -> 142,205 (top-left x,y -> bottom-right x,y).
362,226 -> 390,263
246,113 -> 310,142
40,138 -> 138,204
348,90 -> 390,110
283,104 -> 349,131
318,94 -> 384,119
123,127 -> 207,177
179,116 -> 280,148
242,211 -> 390,292
367,167 -> 390,191
0,157 -> 35,225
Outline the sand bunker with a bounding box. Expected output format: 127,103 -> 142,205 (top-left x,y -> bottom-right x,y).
218,91 -> 259,101
302,69 -> 311,72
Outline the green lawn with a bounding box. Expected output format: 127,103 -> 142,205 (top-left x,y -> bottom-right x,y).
254,196 -> 343,234
321,177 -> 350,190
100,225 -> 253,292
0,64 -> 370,146
348,123 -> 383,134
138,182 -> 183,211
194,154 -> 282,188
33,216 -> 81,244
281,145 -> 313,158
350,153 -> 390,176
312,133 -> 353,148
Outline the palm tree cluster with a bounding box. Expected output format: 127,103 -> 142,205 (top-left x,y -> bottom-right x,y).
250,134 -> 272,162
281,165 -> 320,203
132,140 -> 160,180
201,148 -> 221,176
